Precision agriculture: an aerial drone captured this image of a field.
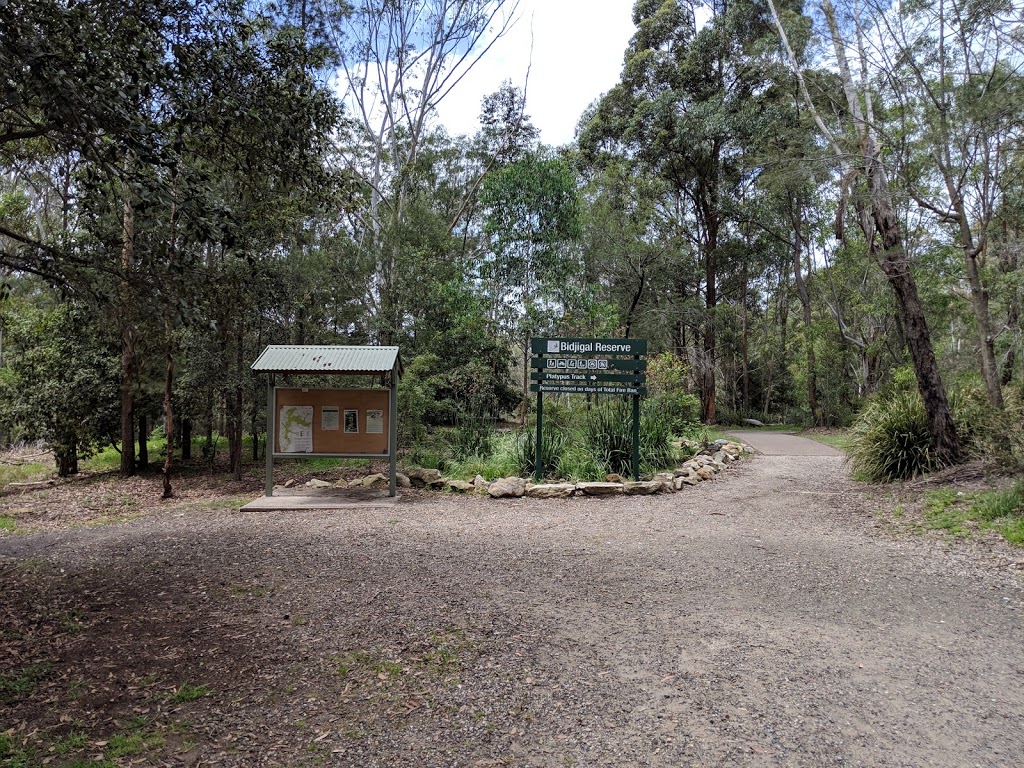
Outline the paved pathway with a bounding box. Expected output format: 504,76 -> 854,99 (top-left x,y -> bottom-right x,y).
727,429 -> 843,456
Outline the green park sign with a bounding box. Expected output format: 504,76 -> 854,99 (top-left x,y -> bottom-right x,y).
530,337 -> 647,481
531,338 -> 648,356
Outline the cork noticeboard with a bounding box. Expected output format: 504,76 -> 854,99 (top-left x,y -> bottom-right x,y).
274,388 -> 390,455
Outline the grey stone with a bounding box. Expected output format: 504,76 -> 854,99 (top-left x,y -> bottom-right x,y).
743,418 -> 764,427
396,472 -> 411,489
576,482 -> 624,496
623,480 -> 664,496
446,479 -> 474,492
362,473 -> 388,488
404,467 -> 443,488
526,483 -> 576,499
675,474 -> 700,489
305,478 -> 332,488
488,476 -> 526,498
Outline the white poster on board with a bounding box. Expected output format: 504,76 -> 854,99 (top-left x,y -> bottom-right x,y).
366,409 -> 384,434
321,406 -> 340,431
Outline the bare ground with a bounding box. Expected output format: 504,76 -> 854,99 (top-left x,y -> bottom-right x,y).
2,455 -> 1024,767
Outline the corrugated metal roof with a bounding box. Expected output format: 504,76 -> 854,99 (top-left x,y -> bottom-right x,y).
251,345 -> 402,376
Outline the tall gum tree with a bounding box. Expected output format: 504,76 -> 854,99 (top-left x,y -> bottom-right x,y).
766,0 -> 962,463
581,0 -> 803,422
861,0 -> 1023,408
326,0 -> 519,344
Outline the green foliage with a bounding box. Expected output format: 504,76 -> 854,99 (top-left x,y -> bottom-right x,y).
512,427 -> 568,479
450,415 -> 496,461
581,400 -> 676,478
645,352 -> 700,434
0,300 -> 119,475
848,390 -> 939,481
398,351 -> 519,433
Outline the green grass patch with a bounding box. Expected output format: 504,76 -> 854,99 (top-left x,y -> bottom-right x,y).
0,664 -> 47,703
169,682 -> 210,703
918,482 -> 1024,546
0,460 -> 52,491
106,730 -> 165,758
0,515 -> 17,533
197,498 -> 248,511
922,489 -> 972,534
803,431 -> 853,452
52,730 -> 90,755
971,482 -> 1024,545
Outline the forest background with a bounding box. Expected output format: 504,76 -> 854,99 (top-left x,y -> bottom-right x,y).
1,0 -> 1022,490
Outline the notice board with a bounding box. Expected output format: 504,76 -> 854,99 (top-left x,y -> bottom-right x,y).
274,387 -> 390,455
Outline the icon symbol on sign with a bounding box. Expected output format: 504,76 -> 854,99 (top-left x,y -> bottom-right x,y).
547,340 -> 559,353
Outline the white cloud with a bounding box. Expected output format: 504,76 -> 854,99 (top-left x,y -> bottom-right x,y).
433,0 -> 636,146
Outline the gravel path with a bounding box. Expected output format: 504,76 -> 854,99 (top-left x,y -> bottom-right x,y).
3,455 -> 1023,767
726,430 -> 843,456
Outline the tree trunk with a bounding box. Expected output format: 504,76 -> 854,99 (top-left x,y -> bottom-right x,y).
791,199 -> 819,424
118,197 -> 136,477
960,237 -> 1002,406
741,263 -> 750,414
822,0 -> 960,465
229,326 -> 244,480
868,157 -> 961,465
701,248 -> 717,423
162,344 -> 174,499
138,414 -> 148,469
181,417 -> 192,461
56,436 -> 78,477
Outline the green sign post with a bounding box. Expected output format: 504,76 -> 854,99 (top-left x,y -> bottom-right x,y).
530,337 -> 647,481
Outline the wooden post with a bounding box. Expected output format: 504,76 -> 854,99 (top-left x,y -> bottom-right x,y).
534,391 -> 544,482
265,376 -> 275,497
389,366 -> 398,497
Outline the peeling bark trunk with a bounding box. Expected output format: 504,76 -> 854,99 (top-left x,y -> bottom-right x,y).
162,344 -> 174,499
791,199 -> 819,424
867,157 -> 960,464
118,197 -> 136,477
138,414 -> 148,469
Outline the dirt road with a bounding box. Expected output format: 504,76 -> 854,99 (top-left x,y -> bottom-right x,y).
2,454 -> 1023,767
726,429 -> 844,456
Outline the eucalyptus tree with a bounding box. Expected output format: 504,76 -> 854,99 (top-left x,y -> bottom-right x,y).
2,0 -> 344,482
324,0 -> 520,344
581,0 -> 803,423
857,0 -> 1024,408
480,150 -> 582,416
767,0 -> 962,463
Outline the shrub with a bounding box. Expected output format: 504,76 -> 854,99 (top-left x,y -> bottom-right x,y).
848,379 -> 1024,482
645,352 -> 700,434
582,400 -> 676,478
949,380 -> 1024,466
451,415 -> 495,460
847,390 -> 937,481
513,427 -> 567,479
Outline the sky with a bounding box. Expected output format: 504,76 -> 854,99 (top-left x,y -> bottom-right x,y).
432,0 -> 637,147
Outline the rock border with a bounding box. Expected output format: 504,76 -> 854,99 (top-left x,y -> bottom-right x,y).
294,439 -> 754,499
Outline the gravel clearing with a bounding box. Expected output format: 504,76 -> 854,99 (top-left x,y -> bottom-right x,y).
2,454 -> 1023,767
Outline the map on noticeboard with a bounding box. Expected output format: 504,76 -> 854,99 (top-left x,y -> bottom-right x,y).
279,405 -> 313,453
